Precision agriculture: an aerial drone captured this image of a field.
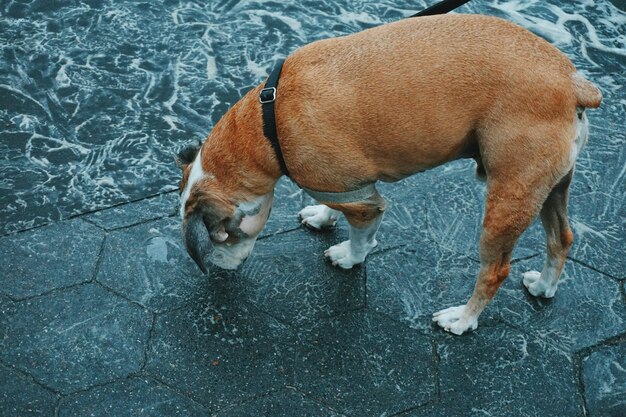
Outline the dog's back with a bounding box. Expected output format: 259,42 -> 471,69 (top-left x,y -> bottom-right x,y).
278,14 -> 601,186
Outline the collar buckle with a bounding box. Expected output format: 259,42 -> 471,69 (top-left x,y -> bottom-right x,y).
259,87 -> 277,104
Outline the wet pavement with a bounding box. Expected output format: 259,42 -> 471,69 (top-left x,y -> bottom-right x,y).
1,0 -> 625,416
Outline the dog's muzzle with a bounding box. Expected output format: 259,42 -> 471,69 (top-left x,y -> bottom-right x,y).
183,212 -> 256,273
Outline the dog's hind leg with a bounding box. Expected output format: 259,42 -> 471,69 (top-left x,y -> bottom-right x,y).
322,192 -> 387,269
433,177 -> 552,335
522,169 -> 574,298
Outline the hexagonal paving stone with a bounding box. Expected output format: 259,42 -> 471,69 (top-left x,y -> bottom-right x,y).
302,174 -> 432,254
422,161 -> 545,261
0,284 -> 151,394
0,364 -> 58,417
58,377 -> 208,417
0,219 -> 105,299
571,124 -> 625,198
85,192 -> 178,231
433,326 -> 583,417
238,228 -> 366,326
215,388 -> 345,417
568,192 -> 625,280
294,311 -> 435,417
260,177 -> 306,238
492,259 -> 626,353
96,217 -> 207,313
366,244 -> 501,332
146,291 -> 295,412
583,341 -> 626,417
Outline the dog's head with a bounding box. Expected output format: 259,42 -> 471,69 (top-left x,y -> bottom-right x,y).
176,143 -> 273,272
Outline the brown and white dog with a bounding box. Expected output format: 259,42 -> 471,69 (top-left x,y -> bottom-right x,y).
176,14 -> 601,335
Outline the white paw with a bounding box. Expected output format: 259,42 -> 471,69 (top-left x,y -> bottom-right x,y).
522,270 -> 557,298
324,241 -> 364,269
298,205 -> 338,230
432,305 -> 478,335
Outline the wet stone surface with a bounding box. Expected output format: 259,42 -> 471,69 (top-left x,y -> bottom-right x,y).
239,228 -> 366,326
0,219 -> 104,299
0,284 -> 151,394
58,377 -> 208,417
0,364 -> 58,417
146,295 -> 296,413
583,341 -> 626,417
1,0 -> 625,416
366,243 -> 501,332
294,311 -> 436,417
260,177 -> 306,238
431,326 -> 583,417
85,192 -> 179,231
568,191 -> 626,280
214,389 -> 345,417
96,217 -> 207,313
493,258 -> 626,353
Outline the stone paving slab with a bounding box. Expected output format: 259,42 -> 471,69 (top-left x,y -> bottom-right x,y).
366,243 -> 494,332
239,228 -> 366,326
583,341 -> 626,417
0,364 -> 58,417
294,311 -> 436,417
84,192 -> 179,231
146,295 -> 296,413
432,327 -> 582,417
215,389 -> 346,417
96,217 -> 206,313
568,191 -> 626,280
493,258 -> 626,353
0,284 -> 151,395
58,377 -> 208,417
0,219 -> 104,299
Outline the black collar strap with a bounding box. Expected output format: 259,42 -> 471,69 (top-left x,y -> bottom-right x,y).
260,59 -> 290,177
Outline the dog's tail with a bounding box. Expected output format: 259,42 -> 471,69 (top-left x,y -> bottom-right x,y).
571,73 -> 602,109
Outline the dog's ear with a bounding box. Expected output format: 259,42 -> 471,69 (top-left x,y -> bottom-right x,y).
183,211 -> 210,274
175,141 -> 202,169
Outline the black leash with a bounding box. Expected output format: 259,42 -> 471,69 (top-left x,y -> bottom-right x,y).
260,0 -> 471,179
410,0 -> 472,17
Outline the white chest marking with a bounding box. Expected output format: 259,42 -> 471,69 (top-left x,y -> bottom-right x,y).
179,148 -> 205,219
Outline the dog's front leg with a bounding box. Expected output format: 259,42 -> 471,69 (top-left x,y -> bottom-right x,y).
323,192 -> 387,269
298,205 -> 341,230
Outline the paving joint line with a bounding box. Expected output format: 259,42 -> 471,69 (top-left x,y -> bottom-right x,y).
387,396 -> 439,417
8,281 -> 92,303
567,256 -> 621,281
572,350 -> 590,417
93,280 -> 150,312
0,360 -> 62,397
61,377 -> 125,399
258,224 -> 304,240
54,397 -> 61,417
0,189 -> 178,238
90,233 -> 108,283
87,212 -> 178,233
139,312 -> 157,373
431,336 -> 441,400
240,299 -> 298,331
139,374 -> 213,413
